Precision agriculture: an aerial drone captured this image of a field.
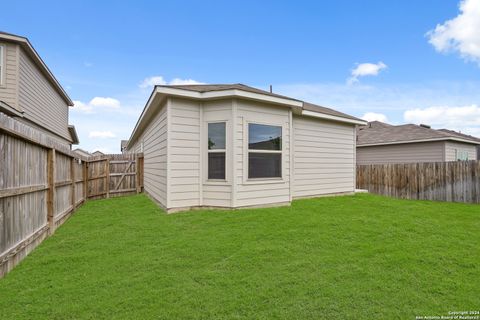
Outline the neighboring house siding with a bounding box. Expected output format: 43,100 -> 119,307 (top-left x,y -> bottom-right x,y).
356,141 -> 444,165
131,102 -> 168,207
293,116 -> 355,197
18,47 -> 70,142
0,42 -> 18,109
235,100 -> 291,207
444,141 -> 478,161
168,97 -> 201,208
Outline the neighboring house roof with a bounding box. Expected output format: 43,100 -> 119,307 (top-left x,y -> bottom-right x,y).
357,121 -> 480,146
72,148 -> 91,157
92,151 -> 105,156
437,129 -> 480,143
0,31 -> 73,106
68,125 -> 79,145
127,84 -> 366,149
121,140 -> 128,151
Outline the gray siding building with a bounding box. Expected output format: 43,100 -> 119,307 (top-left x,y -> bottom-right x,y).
0,32 -> 77,147
357,121 -> 480,165
126,84 -> 366,212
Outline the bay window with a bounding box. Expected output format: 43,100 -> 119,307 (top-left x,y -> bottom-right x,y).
248,123 -> 282,179
208,122 -> 226,180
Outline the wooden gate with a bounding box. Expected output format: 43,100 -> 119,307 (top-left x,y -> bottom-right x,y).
87,154 -> 144,200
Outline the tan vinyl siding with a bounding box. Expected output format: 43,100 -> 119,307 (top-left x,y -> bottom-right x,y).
202,99 -> 232,207
444,141 -> 478,161
0,42 -> 18,109
17,47 -> 70,142
130,102 -> 168,207
293,116 -> 355,198
356,141 -> 444,165
168,97 -> 201,208
235,100 -> 290,207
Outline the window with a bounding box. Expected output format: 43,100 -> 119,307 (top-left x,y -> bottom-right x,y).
0,45 -> 4,86
208,122 -> 226,180
248,123 -> 282,179
455,149 -> 469,161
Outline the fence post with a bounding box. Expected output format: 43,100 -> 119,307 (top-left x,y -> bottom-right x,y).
83,160 -> 88,200
136,155 -> 141,193
71,158 -> 76,208
47,148 -> 56,234
105,159 -> 110,198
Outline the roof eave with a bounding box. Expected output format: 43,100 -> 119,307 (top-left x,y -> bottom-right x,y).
357,137 -> 480,147
301,110 -> 367,125
68,125 -> 79,145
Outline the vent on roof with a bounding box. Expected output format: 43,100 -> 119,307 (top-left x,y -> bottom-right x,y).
420,124 -> 431,129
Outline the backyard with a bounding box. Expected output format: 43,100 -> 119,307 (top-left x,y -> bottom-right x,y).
0,194 -> 478,319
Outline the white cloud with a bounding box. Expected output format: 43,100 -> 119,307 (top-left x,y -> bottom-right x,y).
84,61 -> 93,67
427,0 -> 480,64
89,97 -> 120,109
404,105 -> 480,136
139,76 -> 204,89
169,78 -> 204,85
89,131 -> 116,139
348,62 -> 387,84
362,112 -> 389,123
72,97 -> 121,114
139,76 -> 166,88
72,100 -> 93,113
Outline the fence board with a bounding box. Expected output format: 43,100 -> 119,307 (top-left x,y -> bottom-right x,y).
357,161 -> 480,204
0,111 -> 143,278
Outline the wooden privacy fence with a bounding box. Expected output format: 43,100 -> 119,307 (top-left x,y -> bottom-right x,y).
86,154 -> 143,200
0,112 -> 143,277
357,161 -> 480,204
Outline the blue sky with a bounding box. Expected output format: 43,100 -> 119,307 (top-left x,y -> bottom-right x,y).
2,0 -> 480,152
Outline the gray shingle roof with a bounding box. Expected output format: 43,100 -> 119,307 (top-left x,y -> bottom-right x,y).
357,121 -> 480,146
159,84 -> 363,122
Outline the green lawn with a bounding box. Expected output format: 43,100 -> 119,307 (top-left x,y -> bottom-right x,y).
0,194 -> 479,319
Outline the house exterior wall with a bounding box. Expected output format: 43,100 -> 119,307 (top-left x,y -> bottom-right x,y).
17,47 -> 71,143
0,42 -> 18,109
356,141 -> 445,165
130,100 -> 168,208
444,141 -> 478,161
129,96 -> 358,211
201,99 -> 233,207
234,99 -> 291,207
167,97 -> 201,209
292,115 -> 355,197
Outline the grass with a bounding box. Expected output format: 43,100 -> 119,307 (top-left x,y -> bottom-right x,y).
0,194 -> 479,319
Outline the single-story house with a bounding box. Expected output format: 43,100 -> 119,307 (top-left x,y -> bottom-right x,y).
120,140 -> 128,153
72,148 -> 92,158
357,121 -> 480,165
126,84 -> 366,212
91,150 -> 105,157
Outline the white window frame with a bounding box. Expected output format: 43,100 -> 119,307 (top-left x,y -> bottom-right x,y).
245,121 -> 284,182
0,44 -> 5,87
455,149 -> 469,161
206,121 -> 227,182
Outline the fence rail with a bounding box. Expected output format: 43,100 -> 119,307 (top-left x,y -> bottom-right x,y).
356,161 -> 480,204
0,112 -> 143,278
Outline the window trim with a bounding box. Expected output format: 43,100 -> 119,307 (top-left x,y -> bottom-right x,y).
206,120 -> 228,182
244,120 -> 285,183
0,44 -> 5,87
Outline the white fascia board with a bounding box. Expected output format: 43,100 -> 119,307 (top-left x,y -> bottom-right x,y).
357,137 -> 480,147
156,87 -> 303,107
301,109 -> 367,125
126,87 -> 163,149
